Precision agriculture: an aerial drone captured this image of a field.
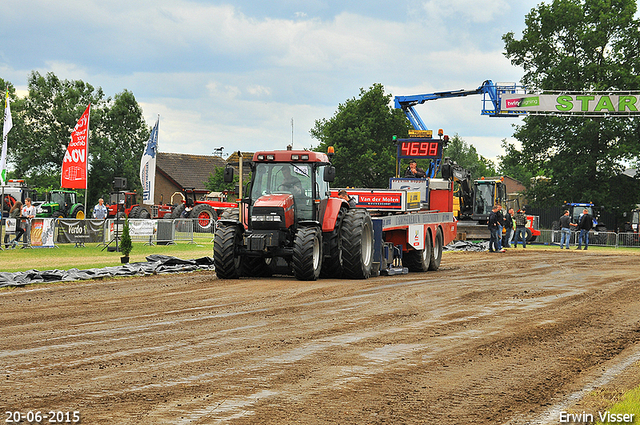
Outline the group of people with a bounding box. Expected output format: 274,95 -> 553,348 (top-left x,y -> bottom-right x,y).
488,204 -> 529,252
558,208 -> 593,250
6,197 -> 36,248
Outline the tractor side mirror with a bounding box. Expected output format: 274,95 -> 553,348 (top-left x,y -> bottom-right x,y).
324,166 -> 336,182
223,167 -> 234,183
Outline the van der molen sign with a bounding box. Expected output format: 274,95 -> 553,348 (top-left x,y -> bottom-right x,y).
501,94 -> 640,114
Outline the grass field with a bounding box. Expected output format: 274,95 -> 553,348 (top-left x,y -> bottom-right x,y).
0,236 -> 214,273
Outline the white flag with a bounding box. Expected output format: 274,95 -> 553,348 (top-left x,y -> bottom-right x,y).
1,89 -> 12,186
140,116 -> 158,205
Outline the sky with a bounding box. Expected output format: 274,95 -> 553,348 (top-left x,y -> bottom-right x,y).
1,0 -> 541,164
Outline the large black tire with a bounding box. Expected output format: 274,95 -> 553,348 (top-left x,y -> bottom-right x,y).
129,206 -> 141,218
292,227 -> 323,281
213,223 -> 243,279
320,207 -> 346,278
403,229 -> 433,272
171,204 -> 185,219
71,205 -> 85,219
191,204 -> 218,232
525,228 -> 533,242
428,227 -> 443,271
341,209 -> 374,279
138,207 -> 151,219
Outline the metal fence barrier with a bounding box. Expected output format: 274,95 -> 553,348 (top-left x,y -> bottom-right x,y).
537,229 -> 639,248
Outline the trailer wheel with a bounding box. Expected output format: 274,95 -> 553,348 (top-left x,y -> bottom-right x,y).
341,209 -> 374,279
321,207 -> 345,278
213,223 -> 243,279
403,230 -> 433,272
292,226 -> 323,281
428,227 -> 443,271
192,204 -> 218,232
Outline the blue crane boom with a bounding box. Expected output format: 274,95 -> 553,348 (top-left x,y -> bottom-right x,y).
393,80 -> 526,131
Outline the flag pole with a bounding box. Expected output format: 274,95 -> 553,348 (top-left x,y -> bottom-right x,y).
84,104 -> 91,219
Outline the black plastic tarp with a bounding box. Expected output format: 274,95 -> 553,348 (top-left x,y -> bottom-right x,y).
0,255 -> 215,288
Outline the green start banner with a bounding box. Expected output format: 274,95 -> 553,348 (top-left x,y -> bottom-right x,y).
500,94 -> 640,114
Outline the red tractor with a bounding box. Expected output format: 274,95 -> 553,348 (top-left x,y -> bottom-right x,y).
170,188 -> 237,232
104,191 -> 173,220
213,149 -> 374,281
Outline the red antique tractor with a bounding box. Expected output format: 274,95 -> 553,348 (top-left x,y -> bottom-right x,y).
170,188 -> 237,232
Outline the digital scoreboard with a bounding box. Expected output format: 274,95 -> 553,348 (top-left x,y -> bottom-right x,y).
396,138 -> 443,160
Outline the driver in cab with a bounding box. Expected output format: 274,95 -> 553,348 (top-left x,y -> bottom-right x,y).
279,166 -> 304,196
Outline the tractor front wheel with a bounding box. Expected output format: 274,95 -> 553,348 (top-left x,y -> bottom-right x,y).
213,223 -> 243,279
292,227 -> 323,281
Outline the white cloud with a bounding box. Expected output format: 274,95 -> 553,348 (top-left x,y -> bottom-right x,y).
0,0 -> 541,165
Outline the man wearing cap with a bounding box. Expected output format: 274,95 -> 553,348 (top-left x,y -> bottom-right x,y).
404,160 -> 426,178
513,207 -> 528,248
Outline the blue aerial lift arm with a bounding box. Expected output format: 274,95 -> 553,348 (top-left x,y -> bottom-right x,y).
394,80 -> 523,130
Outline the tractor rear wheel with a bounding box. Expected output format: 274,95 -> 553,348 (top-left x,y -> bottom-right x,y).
192,204 -> 218,232
213,223 -> 243,279
292,226 -> 322,281
71,205 -> 85,220
341,209 -> 374,279
170,204 -> 185,219
404,229 -> 433,272
138,207 -> 151,219
428,227 -> 443,271
129,206 -> 141,218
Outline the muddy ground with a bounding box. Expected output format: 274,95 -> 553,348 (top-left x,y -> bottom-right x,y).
2,249 -> 640,424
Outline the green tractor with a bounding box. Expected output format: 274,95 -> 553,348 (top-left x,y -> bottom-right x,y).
36,190 -> 85,219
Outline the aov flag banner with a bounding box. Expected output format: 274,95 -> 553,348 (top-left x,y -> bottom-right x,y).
61,104 -> 91,189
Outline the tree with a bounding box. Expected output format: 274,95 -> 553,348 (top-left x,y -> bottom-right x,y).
5,71 -> 150,203
501,0 -> 640,211
206,167 -> 238,193
442,134 -> 497,178
310,84 -> 412,188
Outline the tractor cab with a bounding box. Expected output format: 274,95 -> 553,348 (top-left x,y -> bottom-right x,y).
249,161 -> 330,224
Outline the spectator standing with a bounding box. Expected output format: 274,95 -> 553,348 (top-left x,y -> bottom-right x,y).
558,210 -> 576,249
576,208 -> 593,250
93,198 -> 108,219
496,204 -> 504,251
20,198 -> 36,247
513,207 -> 528,248
488,205 -> 504,252
8,201 -> 24,247
503,207 -> 514,248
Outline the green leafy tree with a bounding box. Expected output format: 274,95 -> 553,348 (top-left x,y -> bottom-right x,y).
442,134 -> 497,178
311,83 -> 412,188
4,71 -> 149,203
501,0 -> 640,210
205,167 -> 238,193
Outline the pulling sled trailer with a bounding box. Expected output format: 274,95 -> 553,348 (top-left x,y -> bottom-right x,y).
213,146 -> 457,281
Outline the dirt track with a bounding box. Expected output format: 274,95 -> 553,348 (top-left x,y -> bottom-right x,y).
3,249 -> 640,424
